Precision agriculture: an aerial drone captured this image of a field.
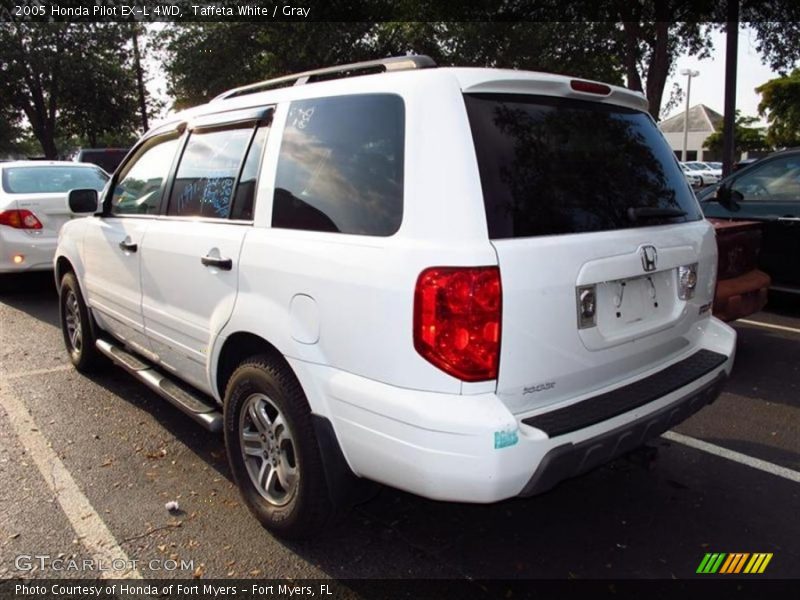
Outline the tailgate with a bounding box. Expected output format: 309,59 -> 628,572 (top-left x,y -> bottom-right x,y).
463,90 -> 716,414
493,222 -> 717,414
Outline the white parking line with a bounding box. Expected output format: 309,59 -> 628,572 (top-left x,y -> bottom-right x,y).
737,319 -> 800,335
0,376 -> 142,580
663,431 -> 800,484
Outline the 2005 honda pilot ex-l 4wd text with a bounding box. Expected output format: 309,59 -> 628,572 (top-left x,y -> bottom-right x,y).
55,56 -> 736,538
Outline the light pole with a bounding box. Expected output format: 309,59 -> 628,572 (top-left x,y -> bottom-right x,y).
680,69 -> 700,162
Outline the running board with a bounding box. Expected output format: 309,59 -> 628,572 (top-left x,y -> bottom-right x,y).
96,339 -> 223,433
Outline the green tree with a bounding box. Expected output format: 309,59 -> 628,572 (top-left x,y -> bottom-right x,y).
154,1 -> 800,123
0,103 -> 24,156
0,23 -> 145,158
703,111 -> 769,156
756,69 -> 800,149
155,22 -> 376,110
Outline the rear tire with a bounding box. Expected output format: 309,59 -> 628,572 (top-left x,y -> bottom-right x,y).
224,355 -> 332,539
59,272 -> 105,373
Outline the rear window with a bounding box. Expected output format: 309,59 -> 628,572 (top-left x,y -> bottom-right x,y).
2,166 -> 108,194
464,94 -> 702,239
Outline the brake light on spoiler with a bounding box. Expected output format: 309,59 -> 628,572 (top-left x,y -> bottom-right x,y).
570,80 -> 612,95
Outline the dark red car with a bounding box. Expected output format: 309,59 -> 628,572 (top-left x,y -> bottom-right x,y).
709,219 -> 770,321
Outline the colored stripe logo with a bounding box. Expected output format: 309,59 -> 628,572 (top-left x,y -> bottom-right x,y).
697,552 -> 773,574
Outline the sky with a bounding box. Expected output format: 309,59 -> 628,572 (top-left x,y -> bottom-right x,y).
662,26 -> 779,123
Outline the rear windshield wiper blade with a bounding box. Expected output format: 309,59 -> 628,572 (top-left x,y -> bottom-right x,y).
627,206 -> 687,221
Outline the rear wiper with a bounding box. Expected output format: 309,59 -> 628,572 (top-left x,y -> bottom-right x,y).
627,206 -> 687,222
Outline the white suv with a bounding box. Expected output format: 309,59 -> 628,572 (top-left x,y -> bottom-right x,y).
55,56 -> 736,538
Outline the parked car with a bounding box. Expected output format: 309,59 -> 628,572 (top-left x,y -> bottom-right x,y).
680,163 -> 703,188
0,161 -> 108,275
74,148 -> 130,174
699,148 -> 800,294
682,161 -> 721,186
55,56 -> 735,538
708,219 -> 770,321
688,161 -> 722,179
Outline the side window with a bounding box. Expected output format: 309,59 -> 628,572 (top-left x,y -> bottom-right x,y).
168,126 -> 254,219
230,125 -> 269,221
732,156 -> 800,201
111,135 -> 180,216
272,94 -> 405,236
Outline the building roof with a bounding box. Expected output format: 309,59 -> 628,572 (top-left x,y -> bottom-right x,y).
659,104 -> 723,133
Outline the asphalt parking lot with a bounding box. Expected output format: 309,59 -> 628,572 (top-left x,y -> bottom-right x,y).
0,272 -> 798,584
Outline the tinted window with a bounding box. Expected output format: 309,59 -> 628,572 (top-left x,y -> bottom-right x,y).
465,94 -> 702,239
272,94 -> 404,236
169,127 -> 254,219
732,155 -> 800,201
231,125 -> 268,221
2,166 -> 108,194
111,135 -> 180,216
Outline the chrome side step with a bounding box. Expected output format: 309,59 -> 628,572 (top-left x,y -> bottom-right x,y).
96,339 -> 223,433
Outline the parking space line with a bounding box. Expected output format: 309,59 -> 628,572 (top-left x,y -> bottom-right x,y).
0,376 -> 143,579
4,364 -> 74,379
737,319 -> 800,335
663,431 -> 800,484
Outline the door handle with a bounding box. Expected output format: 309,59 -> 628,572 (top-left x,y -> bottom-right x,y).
777,216 -> 800,224
201,255 -> 233,271
118,240 -> 138,252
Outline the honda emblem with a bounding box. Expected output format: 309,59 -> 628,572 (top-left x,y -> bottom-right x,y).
641,246 -> 658,272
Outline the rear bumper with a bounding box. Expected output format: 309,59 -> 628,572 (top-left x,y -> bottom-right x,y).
714,269 -> 770,321
302,318 -> 736,503
0,229 -> 57,273
519,371 -> 726,496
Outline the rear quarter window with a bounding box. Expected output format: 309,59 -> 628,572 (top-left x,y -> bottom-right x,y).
465,94 -> 702,239
272,94 -> 405,236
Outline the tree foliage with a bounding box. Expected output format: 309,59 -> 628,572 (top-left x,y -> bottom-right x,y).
756,69 -> 800,149
0,23 -> 147,158
703,111 -> 769,155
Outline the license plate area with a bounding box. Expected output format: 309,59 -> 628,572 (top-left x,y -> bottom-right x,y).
595,271 -> 674,334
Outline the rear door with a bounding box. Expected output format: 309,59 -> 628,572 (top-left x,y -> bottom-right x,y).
83,133 -> 182,351
464,93 -> 715,414
140,112 -> 271,393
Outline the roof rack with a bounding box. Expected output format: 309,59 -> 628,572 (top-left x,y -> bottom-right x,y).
212,55 -> 437,102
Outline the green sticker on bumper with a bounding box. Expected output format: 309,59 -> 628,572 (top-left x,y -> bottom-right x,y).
494,429 -> 519,449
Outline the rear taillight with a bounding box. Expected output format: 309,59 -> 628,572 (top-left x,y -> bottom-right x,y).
414,266 -> 502,382
0,209 -> 43,229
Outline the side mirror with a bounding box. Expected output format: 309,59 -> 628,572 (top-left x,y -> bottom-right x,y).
68,189 -> 99,214
713,184 -> 741,212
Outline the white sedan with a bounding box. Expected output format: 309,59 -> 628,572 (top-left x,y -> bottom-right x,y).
0,161 -> 108,274
680,163 -> 703,188
683,161 -> 721,186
